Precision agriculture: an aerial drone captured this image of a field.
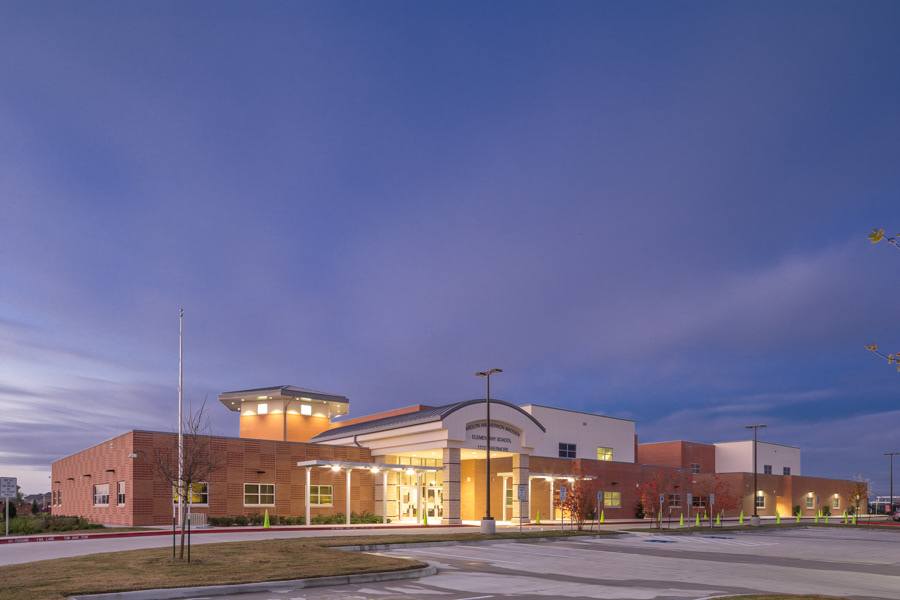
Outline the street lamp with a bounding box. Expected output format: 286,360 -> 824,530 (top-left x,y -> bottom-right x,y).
476,368 -> 502,534
745,424 -> 766,524
886,452 -> 899,515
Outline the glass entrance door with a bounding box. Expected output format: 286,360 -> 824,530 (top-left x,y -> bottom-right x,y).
399,485 -> 418,521
425,487 -> 443,519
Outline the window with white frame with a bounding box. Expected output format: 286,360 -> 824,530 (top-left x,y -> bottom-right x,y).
806,496 -> 814,509
57,489 -> 61,506
603,491 -> 621,507
692,495 -> 708,508
506,488 -> 513,506
117,481 -> 126,506
832,495 -> 840,509
559,443 -> 576,458
300,404 -> 312,416
93,484 -> 109,506
756,494 -> 765,509
597,447 -> 613,461
309,485 -> 332,506
667,494 -> 681,508
244,483 -> 275,506
690,463 -> 701,474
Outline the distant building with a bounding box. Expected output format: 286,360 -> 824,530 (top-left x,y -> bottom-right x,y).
52,385 -> 858,526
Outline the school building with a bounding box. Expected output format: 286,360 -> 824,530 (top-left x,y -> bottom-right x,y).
50,385 -> 860,526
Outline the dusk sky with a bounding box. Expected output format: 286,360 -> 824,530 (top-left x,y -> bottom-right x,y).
2,2 -> 900,496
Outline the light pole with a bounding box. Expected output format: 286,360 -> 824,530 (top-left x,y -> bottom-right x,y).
476,368 -> 502,534
745,424 -> 766,525
886,452 -> 899,515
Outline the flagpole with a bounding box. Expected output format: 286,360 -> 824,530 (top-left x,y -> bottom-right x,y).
178,309 -> 184,528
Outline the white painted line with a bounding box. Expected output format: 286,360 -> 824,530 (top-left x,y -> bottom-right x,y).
390,548 -> 523,565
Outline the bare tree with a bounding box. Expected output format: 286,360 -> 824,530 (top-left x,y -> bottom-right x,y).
145,395 -> 225,559
843,475 -> 869,517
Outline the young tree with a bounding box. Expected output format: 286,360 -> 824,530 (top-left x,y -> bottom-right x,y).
145,396 -> 225,559
692,474 -> 741,526
843,475 -> 869,516
636,469 -> 681,529
554,472 -> 603,531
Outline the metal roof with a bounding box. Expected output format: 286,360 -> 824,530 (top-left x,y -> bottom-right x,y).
217,385 -> 349,413
309,398 -> 546,442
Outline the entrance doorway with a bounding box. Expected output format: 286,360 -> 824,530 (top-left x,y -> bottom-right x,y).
426,487 -> 443,518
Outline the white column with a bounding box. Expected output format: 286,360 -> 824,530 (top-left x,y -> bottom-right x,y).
382,471 -> 388,524
502,477 -> 508,522
305,467 -> 311,527
345,468 -> 352,526
549,479 -> 555,521
416,472 -> 422,524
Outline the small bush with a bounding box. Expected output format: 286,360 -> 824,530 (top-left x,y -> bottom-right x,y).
249,513 -> 264,526
233,515 -> 249,526
793,505 -> 802,516
822,506 -> 831,516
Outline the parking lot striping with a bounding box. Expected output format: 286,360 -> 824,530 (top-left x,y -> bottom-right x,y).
387,548 -> 523,565
456,596 -> 493,600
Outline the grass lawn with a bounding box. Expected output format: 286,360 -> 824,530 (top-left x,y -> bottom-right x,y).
0,530 -> 607,600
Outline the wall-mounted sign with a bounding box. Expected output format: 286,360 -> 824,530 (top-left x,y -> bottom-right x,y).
465,421 -> 522,453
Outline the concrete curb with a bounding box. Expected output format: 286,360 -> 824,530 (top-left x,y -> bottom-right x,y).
332,532 -> 615,552
68,563 -> 438,600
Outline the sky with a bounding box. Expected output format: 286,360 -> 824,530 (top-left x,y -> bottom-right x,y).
2,1 -> 900,497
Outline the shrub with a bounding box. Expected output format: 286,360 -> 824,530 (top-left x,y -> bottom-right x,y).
822,506 -> 831,517
233,515 -> 249,526
793,505 -> 802,516
350,511 -> 388,524
249,513 -> 264,526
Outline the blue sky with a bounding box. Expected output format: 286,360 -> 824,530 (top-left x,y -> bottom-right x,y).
2,1 -> 900,496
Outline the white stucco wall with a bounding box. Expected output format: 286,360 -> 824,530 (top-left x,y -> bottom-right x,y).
715,441 -> 801,475
519,404 -> 635,463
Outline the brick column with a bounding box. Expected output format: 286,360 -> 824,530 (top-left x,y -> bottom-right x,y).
512,453 -> 530,524
442,448 -> 461,524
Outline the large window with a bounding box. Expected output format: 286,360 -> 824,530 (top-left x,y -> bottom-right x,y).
244,483 -> 275,506
603,491 -> 621,508
93,484 -> 109,506
506,488 -> 513,506
832,495 -> 840,509
309,485 -> 332,506
692,495 -> 708,508
690,463 -> 701,474
667,494 -> 680,508
763,465 -> 772,475
597,447 -> 613,461
559,443 -> 576,458
173,482 -> 209,505
117,481 -> 126,506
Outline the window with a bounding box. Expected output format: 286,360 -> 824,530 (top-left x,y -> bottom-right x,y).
506,488 -> 513,506
117,481 -> 126,506
244,483 -> 275,506
51,490 -> 56,506
692,495 -> 708,508
756,494 -> 765,509
57,489 -> 61,506
690,463 -> 701,474
300,404 -> 312,416
93,484 -> 109,506
559,443 -> 576,458
257,402 -> 268,414
667,494 -> 680,508
603,491 -> 621,507
173,482 -> 209,505
309,485 -> 332,506
832,495 -> 840,509
783,467 -> 791,476
806,496 -> 814,509
763,465 -> 772,475
597,447 -> 613,461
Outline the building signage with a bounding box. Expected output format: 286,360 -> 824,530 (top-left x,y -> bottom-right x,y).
465,421 -> 522,453
0,477 -> 16,499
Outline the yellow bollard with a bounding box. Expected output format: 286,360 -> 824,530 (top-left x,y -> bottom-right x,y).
776,512 -> 780,524
680,514 -> 684,526
536,510 -> 541,524
814,514 -> 819,524
739,510 -> 744,525
853,514 -> 857,525
715,513 -> 720,526
600,510 -> 605,523
695,514 -> 700,527
796,512 -> 800,524
264,509 -> 270,529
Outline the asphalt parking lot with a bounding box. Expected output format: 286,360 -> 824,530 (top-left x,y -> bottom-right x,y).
208,528 -> 900,600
